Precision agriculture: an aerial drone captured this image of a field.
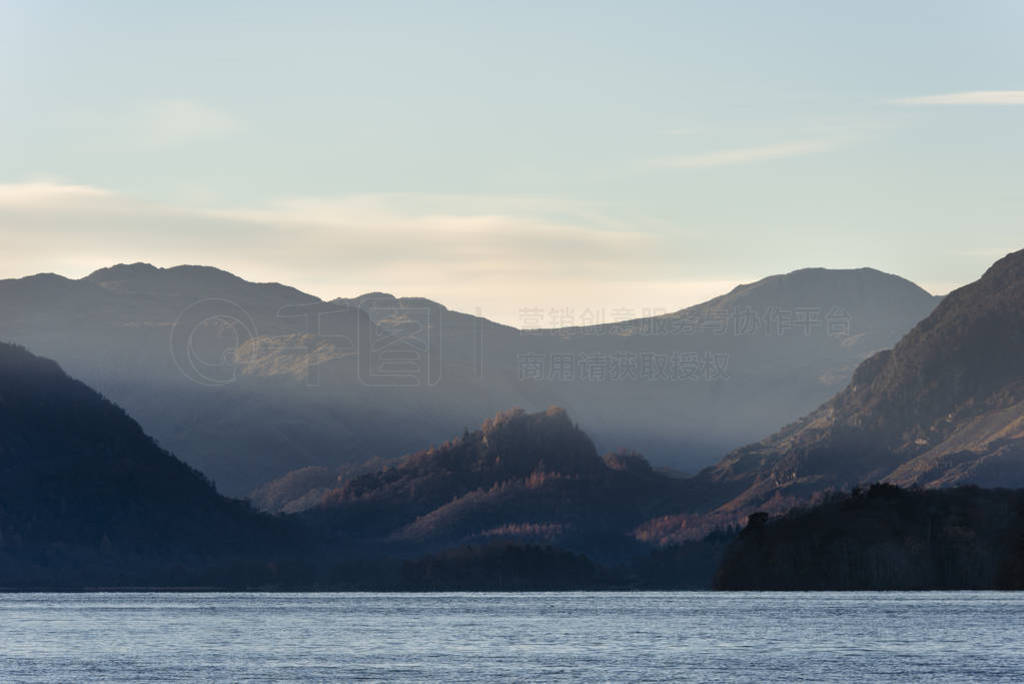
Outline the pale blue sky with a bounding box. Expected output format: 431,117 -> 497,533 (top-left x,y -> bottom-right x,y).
2,1 -> 1022,324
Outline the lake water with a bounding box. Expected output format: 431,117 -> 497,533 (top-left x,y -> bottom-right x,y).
1,592 -> 1023,682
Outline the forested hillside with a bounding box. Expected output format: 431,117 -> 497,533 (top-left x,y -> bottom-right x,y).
0,341 -> 297,587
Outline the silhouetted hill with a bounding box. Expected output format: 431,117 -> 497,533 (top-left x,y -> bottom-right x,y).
0,342 -> 295,588
715,484 -> 1024,590
291,407 -> 702,562
688,248 -> 1024,523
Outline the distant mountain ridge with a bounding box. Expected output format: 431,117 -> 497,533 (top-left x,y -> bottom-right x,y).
0,261 -> 940,494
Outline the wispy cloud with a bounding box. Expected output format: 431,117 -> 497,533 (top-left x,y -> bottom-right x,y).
893,90 -> 1024,105
651,141 -> 831,169
0,181 -> 111,207
0,182 -> 728,325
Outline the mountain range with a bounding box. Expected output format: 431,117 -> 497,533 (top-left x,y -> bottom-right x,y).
0,263 -> 939,495
2,247 -> 1024,589
259,247 -> 1024,550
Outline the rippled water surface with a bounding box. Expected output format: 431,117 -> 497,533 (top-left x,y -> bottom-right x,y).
2,592 -> 1023,682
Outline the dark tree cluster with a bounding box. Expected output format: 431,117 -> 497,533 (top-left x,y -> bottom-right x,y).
715,484 -> 1024,590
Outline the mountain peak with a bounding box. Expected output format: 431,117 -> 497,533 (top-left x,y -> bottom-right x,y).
82,262 -> 161,281
313,407 -> 605,510
76,264 -> 320,306
334,292 -> 449,312
734,265 -> 934,298
353,291 -> 397,301
83,262 -> 245,285
652,265 -> 940,337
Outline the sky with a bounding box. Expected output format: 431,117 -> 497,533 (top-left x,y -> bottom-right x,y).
1,1 -> 1022,326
